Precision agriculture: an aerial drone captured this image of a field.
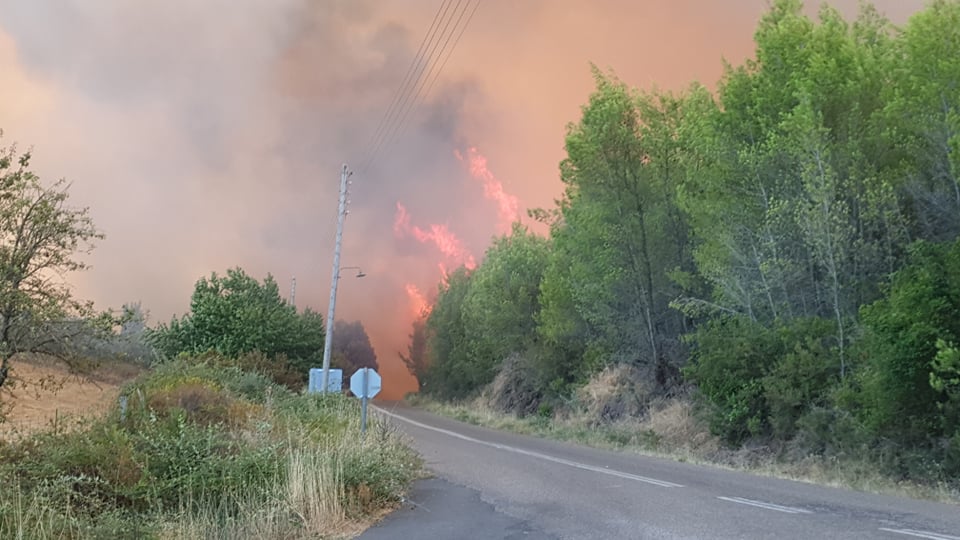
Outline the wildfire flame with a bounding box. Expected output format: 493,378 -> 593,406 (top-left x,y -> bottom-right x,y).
393,201 -> 477,270
404,283 -> 431,317
455,146 -> 521,232
394,149 -> 521,325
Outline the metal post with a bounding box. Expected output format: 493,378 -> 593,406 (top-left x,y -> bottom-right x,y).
360,368 -> 369,436
119,395 -> 128,422
321,164 -> 351,393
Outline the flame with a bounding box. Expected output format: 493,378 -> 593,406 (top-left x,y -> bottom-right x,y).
456,146 -> 521,232
405,283 -> 431,317
394,202 -> 477,269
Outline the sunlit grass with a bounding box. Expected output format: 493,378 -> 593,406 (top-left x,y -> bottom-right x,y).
0,359 -> 423,539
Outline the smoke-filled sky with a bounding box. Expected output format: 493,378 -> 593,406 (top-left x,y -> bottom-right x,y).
0,0 -> 924,398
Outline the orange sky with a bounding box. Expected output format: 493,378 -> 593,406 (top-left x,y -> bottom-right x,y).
0,0 -> 925,399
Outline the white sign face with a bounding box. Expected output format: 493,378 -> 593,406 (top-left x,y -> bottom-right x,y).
308,368 -> 342,393
350,368 -> 382,399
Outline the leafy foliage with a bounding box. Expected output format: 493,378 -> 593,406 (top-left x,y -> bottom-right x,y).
0,135 -> 105,389
0,356 -> 421,536
147,268 -> 325,386
421,267 -> 474,400
858,239 -> 960,449
399,313 -> 429,392
408,0 -> 960,486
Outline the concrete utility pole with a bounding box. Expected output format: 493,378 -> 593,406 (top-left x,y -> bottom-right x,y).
321,164 -> 351,393
290,276 -> 296,308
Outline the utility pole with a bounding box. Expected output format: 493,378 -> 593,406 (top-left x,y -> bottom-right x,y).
321,164 -> 351,393
290,276 -> 296,308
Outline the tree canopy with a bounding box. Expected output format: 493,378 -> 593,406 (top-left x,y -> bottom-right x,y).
147,267 -> 326,382
0,135 -> 104,389
411,0 -> 960,483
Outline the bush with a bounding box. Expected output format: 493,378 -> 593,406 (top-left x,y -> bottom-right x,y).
683,315 -> 779,444
684,315 -> 842,445
763,318 -> 839,439
0,355 -> 422,537
483,353 -> 543,417
147,267 -> 326,387
858,239 -> 960,445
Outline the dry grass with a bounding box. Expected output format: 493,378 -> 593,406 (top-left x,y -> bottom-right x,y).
0,355 -> 144,437
2,359 -> 422,539
0,482 -> 78,540
157,448 -> 364,540
411,394 -> 960,505
575,364 -> 653,422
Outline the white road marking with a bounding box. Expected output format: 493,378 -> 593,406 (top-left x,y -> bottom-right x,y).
374,406 -> 684,488
716,496 -> 812,514
879,528 -> 960,540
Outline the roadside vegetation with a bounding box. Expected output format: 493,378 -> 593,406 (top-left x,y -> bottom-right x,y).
0,134 -> 421,538
402,0 -> 960,501
1,357 -> 421,539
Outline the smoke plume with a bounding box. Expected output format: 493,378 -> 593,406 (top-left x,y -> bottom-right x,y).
0,0 -> 923,398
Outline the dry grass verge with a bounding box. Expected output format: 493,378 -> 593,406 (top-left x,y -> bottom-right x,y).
0,354 -> 145,437
1,357 -> 423,539
408,393 -> 959,505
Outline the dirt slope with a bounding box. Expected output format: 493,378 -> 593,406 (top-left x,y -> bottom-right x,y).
0,356 -> 145,436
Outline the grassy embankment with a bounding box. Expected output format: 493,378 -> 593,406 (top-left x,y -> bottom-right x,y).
407,387 -> 959,505
0,357 -> 422,539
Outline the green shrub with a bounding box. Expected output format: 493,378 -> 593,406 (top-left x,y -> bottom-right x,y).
763,318 -> 839,439
336,424 -> 420,514
0,356 -> 421,537
858,239 -> 960,445
684,315 -> 843,445
683,315 -> 779,444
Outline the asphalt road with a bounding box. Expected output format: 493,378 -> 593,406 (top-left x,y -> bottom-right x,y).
359,403 -> 960,540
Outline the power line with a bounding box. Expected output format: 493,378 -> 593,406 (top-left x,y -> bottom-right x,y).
358,0 -> 453,172
361,0 -> 467,174
399,0 -> 481,140
359,0 -> 480,176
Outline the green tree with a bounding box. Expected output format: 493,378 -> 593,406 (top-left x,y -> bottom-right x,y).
0,136 -> 104,389
423,267 -> 474,399
399,313 -> 430,392
679,1 -> 904,328
889,0 -> 960,240
537,70 -> 695,394
859,239 -> 960,445
148,268 -> 325,380
931,339 -> 960,438
461,224 -> 549,382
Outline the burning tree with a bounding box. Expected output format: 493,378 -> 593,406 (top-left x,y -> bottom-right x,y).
0,135 -> 104,390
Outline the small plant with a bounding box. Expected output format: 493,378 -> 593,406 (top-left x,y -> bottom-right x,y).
0,355 -> 423,538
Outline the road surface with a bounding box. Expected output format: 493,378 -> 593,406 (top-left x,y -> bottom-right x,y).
360,403 -> 959,540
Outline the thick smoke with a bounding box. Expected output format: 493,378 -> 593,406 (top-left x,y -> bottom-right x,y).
0,0 -> 924,397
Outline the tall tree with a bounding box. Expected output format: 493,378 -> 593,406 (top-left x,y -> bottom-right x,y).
0,137 -> 104,389
889,0 -> 960,240
423,267 -> 474,399
148,267 -> 325,376
399,313 -> 430,391
462,224 -> 549,379
679,1 -> 904,331
538,69 -> 693,390
332,319 -> 378,376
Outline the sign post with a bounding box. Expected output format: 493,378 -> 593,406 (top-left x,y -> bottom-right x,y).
308,368 -> 342,393
350,368 -> 382,435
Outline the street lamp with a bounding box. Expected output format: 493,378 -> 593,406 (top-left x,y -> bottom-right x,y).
340,266 -> 366,278
320,264 -> 365,392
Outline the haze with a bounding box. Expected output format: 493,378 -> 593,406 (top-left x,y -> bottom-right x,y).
0,0 -> 924,398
